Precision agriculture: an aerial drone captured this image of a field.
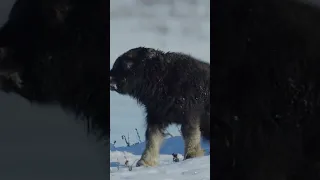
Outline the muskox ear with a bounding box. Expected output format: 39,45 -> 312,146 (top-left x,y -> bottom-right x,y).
144,48 -> 168,71
145,48 -> 158,59
145,48 -> 168,64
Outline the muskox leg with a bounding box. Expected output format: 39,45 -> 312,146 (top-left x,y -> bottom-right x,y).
136,124 -> 165,167
182,120 -> 204,159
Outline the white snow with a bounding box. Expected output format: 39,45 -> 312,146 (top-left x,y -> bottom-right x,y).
110,136 -> 210,180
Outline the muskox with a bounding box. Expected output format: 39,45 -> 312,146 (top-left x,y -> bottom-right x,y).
110,47 -> 210,167
0,0 -> 108,142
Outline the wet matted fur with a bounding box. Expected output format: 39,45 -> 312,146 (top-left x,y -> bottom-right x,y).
0,0 -> 108,142
110,47 -> 210,167
211,0 -> 320,179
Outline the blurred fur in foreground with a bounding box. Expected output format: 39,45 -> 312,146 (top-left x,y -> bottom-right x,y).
212,0 -> 320,179
0,0 -> 109,144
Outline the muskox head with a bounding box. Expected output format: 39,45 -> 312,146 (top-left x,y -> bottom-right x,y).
110,47 -> 165,96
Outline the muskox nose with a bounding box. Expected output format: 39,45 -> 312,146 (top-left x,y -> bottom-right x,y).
110,76 -> 117,91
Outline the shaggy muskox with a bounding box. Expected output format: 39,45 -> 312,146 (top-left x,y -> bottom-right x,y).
0,0 -> 108,141
110,47 -> 210,167
211,0 -> 320,179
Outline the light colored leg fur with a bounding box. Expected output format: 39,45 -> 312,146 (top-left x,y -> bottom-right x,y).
182,124 -> 204,159
136,127 -> 164,167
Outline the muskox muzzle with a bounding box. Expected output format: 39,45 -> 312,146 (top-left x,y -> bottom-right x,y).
110,76 -> 117,91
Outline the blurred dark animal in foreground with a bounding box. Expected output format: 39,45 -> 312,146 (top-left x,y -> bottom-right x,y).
0,0 -> 108,144
212,0 -> 320,179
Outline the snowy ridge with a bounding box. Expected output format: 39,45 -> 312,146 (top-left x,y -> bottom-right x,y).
111,136 -> 210,155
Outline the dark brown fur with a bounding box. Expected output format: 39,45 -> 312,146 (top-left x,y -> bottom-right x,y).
110,47 -> 210,166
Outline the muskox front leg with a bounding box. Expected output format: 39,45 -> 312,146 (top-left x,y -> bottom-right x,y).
136,124 -> 165,167
182,119 -> 204,159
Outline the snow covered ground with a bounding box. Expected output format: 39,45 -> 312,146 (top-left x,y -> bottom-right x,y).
110,136 -> 210,180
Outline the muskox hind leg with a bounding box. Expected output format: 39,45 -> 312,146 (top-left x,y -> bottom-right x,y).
136,124 -> 165,167
182,119 -> 204,159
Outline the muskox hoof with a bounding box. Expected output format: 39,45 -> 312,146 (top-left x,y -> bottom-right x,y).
184,149 -> 205,160
136,159 -> 157,167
